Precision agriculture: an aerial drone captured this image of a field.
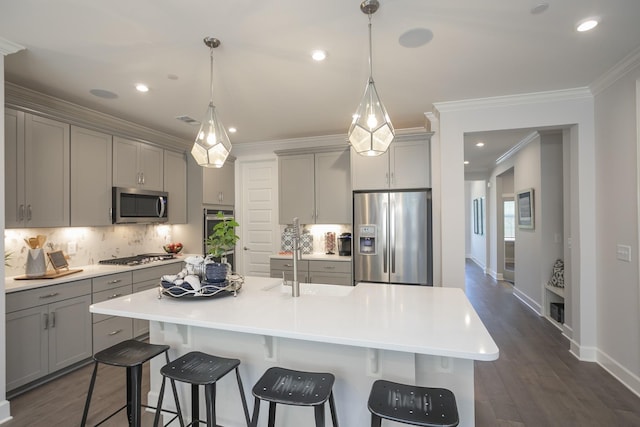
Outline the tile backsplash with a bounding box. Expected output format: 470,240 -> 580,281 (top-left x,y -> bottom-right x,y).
4,224 -> 174,277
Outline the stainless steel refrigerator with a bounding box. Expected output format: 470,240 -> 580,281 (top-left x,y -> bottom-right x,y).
353,190 -> 432,285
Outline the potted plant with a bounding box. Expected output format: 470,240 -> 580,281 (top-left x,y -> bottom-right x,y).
204,212 -> 239,282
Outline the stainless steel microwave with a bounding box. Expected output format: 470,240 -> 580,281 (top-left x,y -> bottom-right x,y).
112,187 -> 168,224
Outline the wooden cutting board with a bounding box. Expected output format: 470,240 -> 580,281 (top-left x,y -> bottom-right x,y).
14,269 -> 83,280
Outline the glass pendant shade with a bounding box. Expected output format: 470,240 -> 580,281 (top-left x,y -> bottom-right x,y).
191,101 -> 231,168
348,78 -> 395,156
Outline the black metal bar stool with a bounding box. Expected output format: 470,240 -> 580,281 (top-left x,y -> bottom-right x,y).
251,367 -> 339,427
367,379 -> 459,427
81,339 -> 181,427
153,350 -> 251,427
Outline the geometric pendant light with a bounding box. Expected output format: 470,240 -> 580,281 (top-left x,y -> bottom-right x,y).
348,0 -> 395,157
191,37 -> 232,168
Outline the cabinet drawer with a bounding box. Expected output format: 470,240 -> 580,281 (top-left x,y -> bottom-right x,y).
308,260 -> 351,274
93,317 -> 133,354
307,272 -> 352,286
132,262 -> 183,283
7,279 -> 91,313
92,272 -> 132,293
270,259 -> 308,272
92,284 -> 132,323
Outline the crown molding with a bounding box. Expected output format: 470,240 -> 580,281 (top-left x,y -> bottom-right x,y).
590,45 -> 640,96
5,82 -> 189,152
433,87 -> 592,114
0,38 -> 24,56
495,131 -> 539,165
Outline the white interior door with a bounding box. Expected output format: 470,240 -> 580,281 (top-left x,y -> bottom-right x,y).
238,159 -> 278,277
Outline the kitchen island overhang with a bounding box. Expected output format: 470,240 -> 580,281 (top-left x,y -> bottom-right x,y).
91,277 -> 498,426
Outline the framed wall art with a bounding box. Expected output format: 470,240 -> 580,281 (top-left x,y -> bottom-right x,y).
517,188 -> 534,229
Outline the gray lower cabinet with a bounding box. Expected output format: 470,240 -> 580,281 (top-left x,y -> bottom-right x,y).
269,258 -> 352,285
92,272 -> 133,353
6,279 -> 92,392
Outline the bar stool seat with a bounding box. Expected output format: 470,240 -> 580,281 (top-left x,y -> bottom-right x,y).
81,339 -> 180,427
367,379 -> 459,427
153,351 -> 251,427
251,367 -> 339,427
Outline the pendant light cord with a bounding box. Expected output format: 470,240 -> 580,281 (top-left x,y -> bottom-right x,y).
209,46 -> 214,104
368,14 -> 374,83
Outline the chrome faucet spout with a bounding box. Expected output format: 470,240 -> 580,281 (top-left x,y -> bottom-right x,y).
292,217 -> 301,297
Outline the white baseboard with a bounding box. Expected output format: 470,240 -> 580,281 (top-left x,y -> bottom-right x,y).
468,256 -> 485,271
596,349 -> 640,399
513,287 -> 543,315
0,400 -> 12,425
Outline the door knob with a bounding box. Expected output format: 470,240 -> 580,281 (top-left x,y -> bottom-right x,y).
243,246 -> 249,251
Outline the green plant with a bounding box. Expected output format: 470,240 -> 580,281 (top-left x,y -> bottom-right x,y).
205,212 -> 240,261
5,250 -> 12,267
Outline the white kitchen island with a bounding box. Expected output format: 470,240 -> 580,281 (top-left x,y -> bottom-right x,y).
90,277 -> 498,427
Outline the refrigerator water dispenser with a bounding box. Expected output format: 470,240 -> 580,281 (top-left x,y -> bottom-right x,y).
358,225 -> 377,255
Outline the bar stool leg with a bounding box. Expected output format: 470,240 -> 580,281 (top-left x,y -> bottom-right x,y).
370,414 -> 382,427
267,402 -> 277,427
251,397 -> 261,427
153,377 -> 167,427
328,392 -> 339,427
129,365 -> 143,427
204,383 -> 217,427
234,367 -> 251,426
80,362 -> 99,427
313,404 -> 325,427
192,384 -> 200,427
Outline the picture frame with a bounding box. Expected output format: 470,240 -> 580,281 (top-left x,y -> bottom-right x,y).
479,197 -> 484,235
47,250 -> 69,272
516,188 -> 534,229
473,198 -> 479,234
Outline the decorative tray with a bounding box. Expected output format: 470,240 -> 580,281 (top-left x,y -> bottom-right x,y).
158,275 -> 243,299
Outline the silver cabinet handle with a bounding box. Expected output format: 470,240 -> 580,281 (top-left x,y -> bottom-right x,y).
50,312 -> 56,328
107,279 -> 122,284
385,172 -> 389,185
39,292 -> 60,299
108,329 -> 124,336
283,263 -> 293,267
323,266 -> 336,270
26,204 -> 32,221
18,204 -> 25,221
43,313 -> 49,330
390,172 -> 395,185
141,172 -> 145,185
107,293 -> 122,299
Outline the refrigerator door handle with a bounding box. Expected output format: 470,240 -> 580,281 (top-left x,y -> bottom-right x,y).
390,199 -> 396,274
383,201 -> 388,273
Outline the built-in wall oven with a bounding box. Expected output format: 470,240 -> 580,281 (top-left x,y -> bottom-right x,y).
203,208 -> 235,271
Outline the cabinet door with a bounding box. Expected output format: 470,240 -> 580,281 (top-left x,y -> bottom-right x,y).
164,151 -> 187,223
390,140 -> 430,189
315,150 -> 351,224
350,147 -> 390,191
139,143 -> 164,191
48,295 -> 92,372
6,305 -> 49,391
24,114 -> 70,227
71,126 -> 113,226
4,108 -> 25,228
113,136 -> 140,188
279,155 -> 315,224
203,160 -> 235,206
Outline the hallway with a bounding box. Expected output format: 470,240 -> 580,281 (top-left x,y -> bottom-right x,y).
467,260 -> 640,426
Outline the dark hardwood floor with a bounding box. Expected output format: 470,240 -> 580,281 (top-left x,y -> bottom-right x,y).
467,259 -> 640,427
4,261 -> 640,426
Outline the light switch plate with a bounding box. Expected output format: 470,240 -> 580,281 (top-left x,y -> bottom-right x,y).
67,241 -> 77,255
616,244 -> 631,262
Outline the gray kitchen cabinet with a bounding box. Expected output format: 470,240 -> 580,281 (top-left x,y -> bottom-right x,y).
91,272 -> 133,353
203,157 -> 235,206
308,260 -> 352,286
70,126 -> 113,226
113,136 -> 164,191
4,109 -> 70,228
278,149 -> 350,225
269,258 -> 309,283
351,139 -> 430,190
6,279 -> 92,392
164,150 -> 187,224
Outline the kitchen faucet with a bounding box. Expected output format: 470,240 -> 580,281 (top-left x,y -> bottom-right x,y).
291,217 -> 301,297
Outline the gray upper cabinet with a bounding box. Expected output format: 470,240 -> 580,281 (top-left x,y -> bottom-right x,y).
278,149 -> 350,225
5,109 -> 70,228
71,126 -> 113,226
351,139 -> 430,190
164,150 -> 187,223
202,159 -> 235,206
113,136 -> 164,191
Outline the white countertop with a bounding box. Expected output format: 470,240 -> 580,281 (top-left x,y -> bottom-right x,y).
5,256 -> 186,293
270,253 -> 351,261
90,277 -> 498,361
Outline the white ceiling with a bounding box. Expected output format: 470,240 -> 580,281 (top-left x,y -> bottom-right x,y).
2,0 -> 639,173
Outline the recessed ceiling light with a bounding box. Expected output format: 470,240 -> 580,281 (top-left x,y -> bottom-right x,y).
530,3 -> 549,15
167,74 -> 179,81
135,83 -> 149,93
476,142 -> 485,147
228,127 -> 237,133
398,28 -> 434,48
311,50 -> 327,61
464,160 -> 470,165
577,18 -> 599,32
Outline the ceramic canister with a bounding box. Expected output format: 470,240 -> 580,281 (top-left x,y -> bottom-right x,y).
26,248 -> 46,277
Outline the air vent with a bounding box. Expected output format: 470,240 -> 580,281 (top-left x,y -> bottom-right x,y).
175,115 -> 201,125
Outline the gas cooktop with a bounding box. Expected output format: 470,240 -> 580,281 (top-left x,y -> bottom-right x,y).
98,253 -> 174,266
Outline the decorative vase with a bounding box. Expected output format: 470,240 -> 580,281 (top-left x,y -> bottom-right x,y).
26,248 -> 46,277
205,262 -> 229,283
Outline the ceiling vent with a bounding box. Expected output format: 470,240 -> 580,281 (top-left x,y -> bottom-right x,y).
176,115 -> 201,125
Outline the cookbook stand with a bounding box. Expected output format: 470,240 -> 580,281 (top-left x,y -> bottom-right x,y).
14,250 -> 83,280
